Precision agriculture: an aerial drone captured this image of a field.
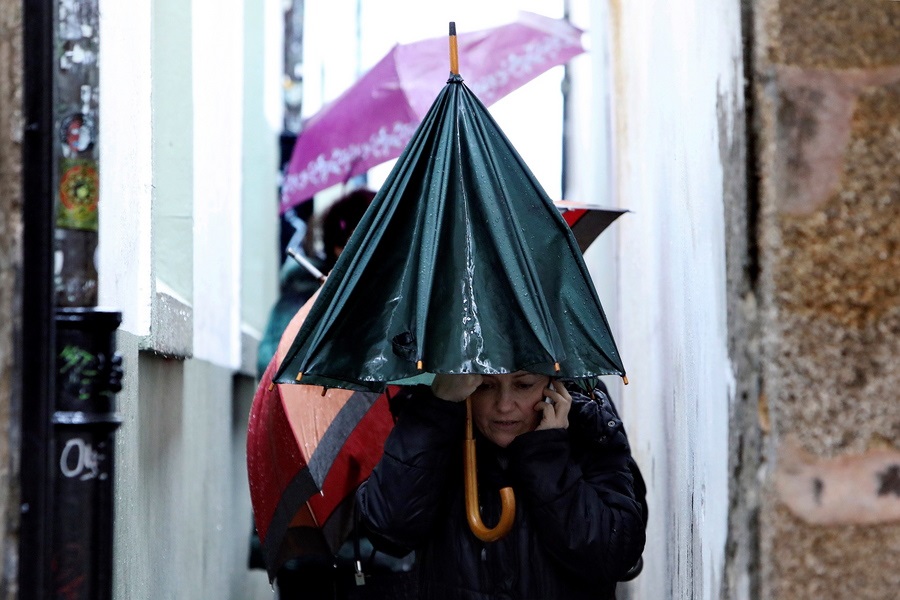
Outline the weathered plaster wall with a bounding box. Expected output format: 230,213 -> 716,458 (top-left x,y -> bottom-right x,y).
0,0 -> 21,594
754,1 -> 900,598
603,0 -> 745,597
241,0 -> 281,337
719,5 -> 762,599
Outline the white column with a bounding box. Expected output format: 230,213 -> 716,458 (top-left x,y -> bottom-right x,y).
192,0 -> 245,368
98,0 -> 153,336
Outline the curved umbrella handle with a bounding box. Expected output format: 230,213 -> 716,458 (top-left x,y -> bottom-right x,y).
464,397 -> 516,542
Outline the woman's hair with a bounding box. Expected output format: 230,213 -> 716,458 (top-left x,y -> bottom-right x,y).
321,188 -> 376,263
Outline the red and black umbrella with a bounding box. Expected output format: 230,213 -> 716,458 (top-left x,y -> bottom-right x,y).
554,200 -> 629,253
247,291 -> 396,581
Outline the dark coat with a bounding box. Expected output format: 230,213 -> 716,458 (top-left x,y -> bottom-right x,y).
357,384 -> 647,600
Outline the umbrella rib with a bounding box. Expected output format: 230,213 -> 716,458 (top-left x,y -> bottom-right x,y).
305,500 -> 321,529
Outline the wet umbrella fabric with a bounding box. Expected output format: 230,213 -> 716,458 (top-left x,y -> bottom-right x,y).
274,73 -> 625,391
280,11 -> 585,212
247,291 -> 396,580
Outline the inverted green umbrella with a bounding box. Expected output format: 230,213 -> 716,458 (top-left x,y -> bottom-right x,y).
274,23 -> 626,541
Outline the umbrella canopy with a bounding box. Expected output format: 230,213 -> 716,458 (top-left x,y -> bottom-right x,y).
555,200 -> 630,253
274,69 -> 625,391
280,11 -> 585,212
247,291 -> 396,580
247,193 -> 626,577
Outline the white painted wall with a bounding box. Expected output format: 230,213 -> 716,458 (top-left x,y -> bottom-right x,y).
565,0 -> 619,333
570,0 -> 743,597
241,0 -> 283,336
99,0 -> 280,597
98,0 -> 153,336
152,0 -> 195,308
192,0 -> 244,369
101,0 -> 260,368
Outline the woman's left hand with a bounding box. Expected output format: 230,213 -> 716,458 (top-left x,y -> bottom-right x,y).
534,380 -> 572,431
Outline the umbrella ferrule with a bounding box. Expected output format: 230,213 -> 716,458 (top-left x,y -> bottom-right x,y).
449,22 -> 459,75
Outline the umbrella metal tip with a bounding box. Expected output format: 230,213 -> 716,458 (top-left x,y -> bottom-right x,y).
449,22 -> 456,36
554,362 -> 560,372
296,372 -> 303,382
416,360 -> 423,370
622,375 -> 629,385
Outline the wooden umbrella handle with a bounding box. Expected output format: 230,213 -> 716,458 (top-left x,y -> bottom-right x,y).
465,397 -> 515,542
449,22 -> 459,75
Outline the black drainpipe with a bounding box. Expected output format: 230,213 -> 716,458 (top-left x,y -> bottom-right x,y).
20,0 -> 57,595
21,1 -> 123,598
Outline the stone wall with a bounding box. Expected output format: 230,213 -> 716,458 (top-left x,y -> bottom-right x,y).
754,1 -> 900,598
0,0 -> 21,595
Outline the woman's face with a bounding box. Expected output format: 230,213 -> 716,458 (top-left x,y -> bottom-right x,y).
470,371 -> 549,448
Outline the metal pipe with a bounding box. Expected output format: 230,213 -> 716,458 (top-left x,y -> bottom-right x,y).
20,0 -> 57,594
287,247 -> 327,283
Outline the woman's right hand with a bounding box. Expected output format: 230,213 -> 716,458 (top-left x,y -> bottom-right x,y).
535,379 -> 572,431
431,373 -> 483,402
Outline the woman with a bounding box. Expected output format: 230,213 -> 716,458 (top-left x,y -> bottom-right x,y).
356,371 -> 647,599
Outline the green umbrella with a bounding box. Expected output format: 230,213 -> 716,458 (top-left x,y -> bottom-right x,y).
274,34 -> 625,393
274,23 -> 627,544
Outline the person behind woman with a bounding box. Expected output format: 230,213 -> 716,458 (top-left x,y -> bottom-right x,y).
357,371 -> 646,599
256,188 -> 376,377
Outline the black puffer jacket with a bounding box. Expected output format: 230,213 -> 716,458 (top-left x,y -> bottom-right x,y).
357,384 -> 647,600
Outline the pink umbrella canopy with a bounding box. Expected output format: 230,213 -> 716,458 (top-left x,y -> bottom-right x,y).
280,11 -> 585,213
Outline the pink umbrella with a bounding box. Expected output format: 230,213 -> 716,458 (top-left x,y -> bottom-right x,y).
280,11 -> 585,213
